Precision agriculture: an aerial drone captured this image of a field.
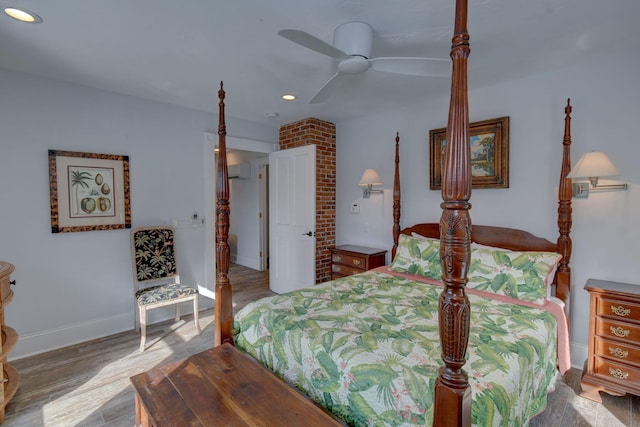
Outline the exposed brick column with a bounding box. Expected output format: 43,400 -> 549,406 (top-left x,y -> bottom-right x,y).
279,118 -> 336,283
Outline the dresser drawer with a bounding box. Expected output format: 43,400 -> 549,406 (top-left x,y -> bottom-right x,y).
593,356 -> 640,385
595,336 -> 640,367
598,297 -> 640,323
332,253 -> 366,270
596,318 -> 640,343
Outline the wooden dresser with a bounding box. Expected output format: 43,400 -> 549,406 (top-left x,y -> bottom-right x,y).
330,245 -> 387,280
0,262 -> 18,423
581,278 -> 640,403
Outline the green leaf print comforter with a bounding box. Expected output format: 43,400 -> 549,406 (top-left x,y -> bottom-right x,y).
234,269 -> 562,426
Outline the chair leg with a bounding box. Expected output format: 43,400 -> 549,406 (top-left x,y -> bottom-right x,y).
193,295 -> 201,334
139,306 -> 147,352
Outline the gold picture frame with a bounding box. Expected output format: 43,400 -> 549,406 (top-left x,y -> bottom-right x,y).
429,116 -> 510,190
49,150 -> 131,233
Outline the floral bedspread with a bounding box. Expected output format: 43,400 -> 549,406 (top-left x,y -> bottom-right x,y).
234,270 -> 560,426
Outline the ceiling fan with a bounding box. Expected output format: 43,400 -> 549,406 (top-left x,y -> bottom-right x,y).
278,21 -> 450,104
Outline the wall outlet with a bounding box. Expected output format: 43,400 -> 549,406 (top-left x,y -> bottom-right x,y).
350,201 -> 360,214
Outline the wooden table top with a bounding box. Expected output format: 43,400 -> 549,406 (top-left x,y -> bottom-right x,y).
130,342 -> 346,426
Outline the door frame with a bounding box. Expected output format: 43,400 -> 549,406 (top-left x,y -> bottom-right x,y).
203,133 -> 276,297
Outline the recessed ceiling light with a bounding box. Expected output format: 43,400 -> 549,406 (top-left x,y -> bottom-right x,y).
3,6 -> 42,23
266,112 -> 279,118
281,94 -> 296,101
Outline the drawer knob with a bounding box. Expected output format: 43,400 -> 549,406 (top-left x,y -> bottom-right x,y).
611,305 -> 631,317
352,259 -> 361,266
610,326 -> 631,338
333,255 -> 342,263
609,346 -> 629,359
333,265 -> 341,272
609,367 -> 629,380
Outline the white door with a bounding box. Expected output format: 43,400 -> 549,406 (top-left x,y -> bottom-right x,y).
269,145 -> 316,293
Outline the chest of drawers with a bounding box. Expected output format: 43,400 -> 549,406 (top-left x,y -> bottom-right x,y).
580,278 -> 640,403
330,245 -> 387,280
0,262 -> 19,423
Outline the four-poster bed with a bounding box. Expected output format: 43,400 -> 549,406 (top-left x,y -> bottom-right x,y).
210,0 -> 573,425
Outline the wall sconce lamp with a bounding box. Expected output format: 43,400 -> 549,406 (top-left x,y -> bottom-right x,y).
359,169 -> 383,198
567,151 -> 628,199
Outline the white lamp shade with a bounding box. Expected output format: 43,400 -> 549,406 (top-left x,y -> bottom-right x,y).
567,151 -> 620,179
358,169 -> 383,186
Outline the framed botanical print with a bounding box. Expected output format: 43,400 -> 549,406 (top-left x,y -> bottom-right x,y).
49,150 -> 131,233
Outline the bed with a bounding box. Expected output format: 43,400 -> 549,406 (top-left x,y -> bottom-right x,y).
212,0 -> 574,425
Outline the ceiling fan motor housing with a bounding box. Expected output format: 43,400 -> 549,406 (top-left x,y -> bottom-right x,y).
333,21 -> 373,58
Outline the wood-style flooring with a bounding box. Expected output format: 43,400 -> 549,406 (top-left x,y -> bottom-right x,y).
4,264 -> 639,426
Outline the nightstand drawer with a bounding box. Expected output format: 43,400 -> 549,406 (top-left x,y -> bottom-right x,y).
597,298 -> 640,323
332,253 -> 366,270
593,357 -> 640,384
596,318 -> 640,343
595,336 -> 640,366
332,264 -> 362,277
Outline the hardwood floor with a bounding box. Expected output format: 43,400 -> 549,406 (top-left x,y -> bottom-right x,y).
4,264 -> 639,426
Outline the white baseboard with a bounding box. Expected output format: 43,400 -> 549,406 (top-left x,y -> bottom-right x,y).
11,312 -> 132,361
570,341 -> 588,370
11,297 -> 215,361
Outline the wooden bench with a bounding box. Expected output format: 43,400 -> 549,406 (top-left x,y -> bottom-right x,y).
130,342 -> 346,426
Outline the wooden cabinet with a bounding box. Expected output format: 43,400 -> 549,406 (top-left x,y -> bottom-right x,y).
581,278 -> 640,403
330,245 -> 387,280
0,261 -> 18,422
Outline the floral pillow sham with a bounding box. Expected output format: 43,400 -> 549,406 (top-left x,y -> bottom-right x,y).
389,234 -> 441,280
390,234 -> 562,305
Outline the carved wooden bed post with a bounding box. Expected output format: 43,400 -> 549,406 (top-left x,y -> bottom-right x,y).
556,99 -> 573,317
214,81 -> 233,346
433,0 -> 472,425
392,132 -> 401,259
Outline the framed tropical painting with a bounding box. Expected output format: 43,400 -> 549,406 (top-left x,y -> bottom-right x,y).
429,116 -> 510,190
48,150 -> 131,233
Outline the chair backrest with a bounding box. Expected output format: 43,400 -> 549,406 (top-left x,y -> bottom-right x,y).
131,226 -> 179,287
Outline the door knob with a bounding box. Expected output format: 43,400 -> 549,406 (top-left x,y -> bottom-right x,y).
301,231 -> 314,236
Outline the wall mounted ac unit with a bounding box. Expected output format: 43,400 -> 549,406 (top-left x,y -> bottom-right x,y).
228,162 -> 251,179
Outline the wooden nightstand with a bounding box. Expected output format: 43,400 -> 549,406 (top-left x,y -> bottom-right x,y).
581,279 -> 640,403
330,245 -> 387,280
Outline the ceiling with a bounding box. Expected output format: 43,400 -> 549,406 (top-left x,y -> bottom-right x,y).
1,0 -> 638,128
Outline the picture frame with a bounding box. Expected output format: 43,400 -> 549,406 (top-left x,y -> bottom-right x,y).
49,150 -> 131,233
429,116 -> 510,190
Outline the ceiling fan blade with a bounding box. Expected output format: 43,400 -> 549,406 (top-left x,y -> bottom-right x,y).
369,57 -> 450,77
309,72 -> 350,104
278,29 -> 348,60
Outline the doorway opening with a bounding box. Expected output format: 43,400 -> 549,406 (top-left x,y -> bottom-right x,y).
203,134 -> 275,293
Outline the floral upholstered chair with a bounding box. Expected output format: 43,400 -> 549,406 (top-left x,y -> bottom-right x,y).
130,226 -> 200,351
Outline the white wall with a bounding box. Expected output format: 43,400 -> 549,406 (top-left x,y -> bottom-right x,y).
0,69 -> 276,359
336,49 -> 640,368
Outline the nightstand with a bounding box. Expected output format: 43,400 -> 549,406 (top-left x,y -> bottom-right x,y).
580,278 -> 640,403
330,245 -> 387,280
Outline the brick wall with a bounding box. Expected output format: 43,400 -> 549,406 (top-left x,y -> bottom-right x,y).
279,118 -> 336,283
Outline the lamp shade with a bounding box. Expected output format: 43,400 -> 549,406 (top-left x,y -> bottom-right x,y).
358,169 -> 383,187
567,151 -> 620,179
